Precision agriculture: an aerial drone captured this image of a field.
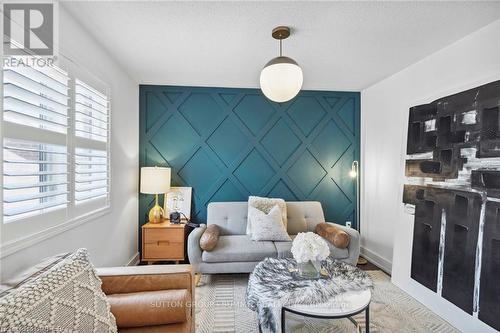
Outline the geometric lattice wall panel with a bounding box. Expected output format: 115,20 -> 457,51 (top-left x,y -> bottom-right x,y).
479,201 -> 500,331
140,85 -> 360,227
403,80 -> 500,330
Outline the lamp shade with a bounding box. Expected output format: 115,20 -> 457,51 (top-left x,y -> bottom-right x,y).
260,56 -> 303,103
140,167 -> 171,194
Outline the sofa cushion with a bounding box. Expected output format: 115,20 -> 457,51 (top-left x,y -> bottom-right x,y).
107,289 -> 190,328
206,201 -> 326,236
207,202 -> 248,235
274,236 -> 349,260
0,248 -> 117,333
286,202 -> 325,234
202,235 -> 277,263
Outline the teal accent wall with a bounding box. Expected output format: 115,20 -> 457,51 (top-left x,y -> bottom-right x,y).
139,85 -> 360,229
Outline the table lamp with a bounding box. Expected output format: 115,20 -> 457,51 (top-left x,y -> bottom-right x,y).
140,166 -> 171,223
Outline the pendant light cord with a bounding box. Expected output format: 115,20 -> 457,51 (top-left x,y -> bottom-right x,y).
279,39 -> 283,57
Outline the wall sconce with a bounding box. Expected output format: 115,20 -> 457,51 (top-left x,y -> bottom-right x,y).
349,161 -> 358,178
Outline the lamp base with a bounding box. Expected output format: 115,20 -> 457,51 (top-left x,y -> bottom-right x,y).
148,204 -> 165,224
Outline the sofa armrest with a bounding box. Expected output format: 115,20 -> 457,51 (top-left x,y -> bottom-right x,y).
326,222 -> 360,266
97,264 -> 194,295
187,224 -> 206,272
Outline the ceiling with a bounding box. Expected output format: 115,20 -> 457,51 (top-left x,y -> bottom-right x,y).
62,1 -> 500,91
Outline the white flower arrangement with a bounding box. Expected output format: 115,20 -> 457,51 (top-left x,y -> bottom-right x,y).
291,232 -> 330,263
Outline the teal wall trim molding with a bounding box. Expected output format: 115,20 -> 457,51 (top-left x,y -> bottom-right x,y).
139,85 -> 360,230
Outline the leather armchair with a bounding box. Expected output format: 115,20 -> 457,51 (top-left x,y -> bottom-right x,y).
97,265 -> 194,333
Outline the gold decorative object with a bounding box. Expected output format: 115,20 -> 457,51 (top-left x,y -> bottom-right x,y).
148,194 -> 164,223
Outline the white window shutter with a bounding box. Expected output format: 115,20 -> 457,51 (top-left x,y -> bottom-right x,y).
2,65 -> 70,222
73,79 -> 110,205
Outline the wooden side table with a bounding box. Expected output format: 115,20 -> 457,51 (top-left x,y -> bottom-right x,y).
142,221 -> 186,265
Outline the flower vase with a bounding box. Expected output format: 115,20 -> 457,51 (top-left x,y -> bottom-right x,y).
297,260 -> 321,279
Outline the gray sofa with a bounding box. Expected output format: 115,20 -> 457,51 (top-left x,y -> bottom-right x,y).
187,201 -> 360,274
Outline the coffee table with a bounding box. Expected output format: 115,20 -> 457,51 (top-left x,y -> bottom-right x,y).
282,289 -> 371,333
246,257 -> 373,333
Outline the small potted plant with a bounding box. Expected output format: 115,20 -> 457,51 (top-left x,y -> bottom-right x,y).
291,232 -> 330,278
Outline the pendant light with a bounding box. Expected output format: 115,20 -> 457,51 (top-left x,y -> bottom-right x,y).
260,26 -> 303,103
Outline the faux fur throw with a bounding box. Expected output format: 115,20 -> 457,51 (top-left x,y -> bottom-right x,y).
245,257 -> 373,333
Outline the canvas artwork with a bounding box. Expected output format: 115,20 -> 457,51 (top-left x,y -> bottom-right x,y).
164,187 -> 192,221
402,80 -> 500,331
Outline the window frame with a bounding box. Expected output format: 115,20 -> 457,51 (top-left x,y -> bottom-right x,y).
1,59 -> 112,258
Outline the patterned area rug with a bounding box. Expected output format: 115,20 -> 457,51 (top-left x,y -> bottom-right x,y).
195,271 -> 459,333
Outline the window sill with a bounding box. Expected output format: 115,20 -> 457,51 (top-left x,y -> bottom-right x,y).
0,206 -> 111,259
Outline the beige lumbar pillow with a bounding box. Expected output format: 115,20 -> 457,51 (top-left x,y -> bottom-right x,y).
247,196 -> 287,236
249,205 -> 291,241
200,224 -> 220,251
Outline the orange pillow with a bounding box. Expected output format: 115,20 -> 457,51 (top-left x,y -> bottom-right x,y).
200,224 -> 220,251
315,223 -> 350,249
108,289 -> 190,328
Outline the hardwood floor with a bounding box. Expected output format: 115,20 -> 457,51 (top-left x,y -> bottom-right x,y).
357,257 -> 383,271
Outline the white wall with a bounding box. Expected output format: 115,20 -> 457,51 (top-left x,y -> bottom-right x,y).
0,6 -> 139,280
361,19 -> 500,331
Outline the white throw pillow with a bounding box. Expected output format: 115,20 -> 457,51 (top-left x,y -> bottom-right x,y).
247,196 -> 287,236
249,205 -> 291,241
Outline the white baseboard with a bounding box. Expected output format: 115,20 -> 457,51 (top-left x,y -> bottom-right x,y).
126,252 -> 140,266
360,247 -> 392,274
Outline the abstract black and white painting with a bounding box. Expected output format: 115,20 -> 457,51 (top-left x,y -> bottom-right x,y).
403,80 -> 500,331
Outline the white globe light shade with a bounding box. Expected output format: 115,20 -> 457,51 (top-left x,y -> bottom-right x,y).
260,56 -> 303,103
